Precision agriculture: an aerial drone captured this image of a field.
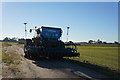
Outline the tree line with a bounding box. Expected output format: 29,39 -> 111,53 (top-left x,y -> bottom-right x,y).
1,37 -> 119,45
1,37 -> 25,44
88,39 -> 119,44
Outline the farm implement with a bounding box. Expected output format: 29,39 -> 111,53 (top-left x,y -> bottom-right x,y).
24,25 -> 80,59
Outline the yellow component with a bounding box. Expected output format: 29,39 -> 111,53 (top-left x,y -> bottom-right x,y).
34,26 -> 37,28
36,34 -> 40,38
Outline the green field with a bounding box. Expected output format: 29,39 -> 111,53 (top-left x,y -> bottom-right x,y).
69,45 -> 119,71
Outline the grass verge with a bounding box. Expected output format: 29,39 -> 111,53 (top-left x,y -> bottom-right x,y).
1,42 -> 12,47
66,45 -> 119,79
0,52 -> 1,60
2,45 -> 22,75
2,51 -> 21,66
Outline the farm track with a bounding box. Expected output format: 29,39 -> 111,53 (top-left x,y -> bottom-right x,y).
2,44 -> 109,79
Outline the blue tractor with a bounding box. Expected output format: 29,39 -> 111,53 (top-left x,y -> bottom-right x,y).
24,26 -> 79,59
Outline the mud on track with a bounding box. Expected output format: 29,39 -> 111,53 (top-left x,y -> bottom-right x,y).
2,44 -> 109,79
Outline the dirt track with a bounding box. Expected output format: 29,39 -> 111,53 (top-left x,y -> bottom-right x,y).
2,44 -> 109,79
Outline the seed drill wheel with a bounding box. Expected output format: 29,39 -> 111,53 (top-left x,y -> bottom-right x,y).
49,57 -> 63,60
24,39 -> 33,59
24,52 -> 31,59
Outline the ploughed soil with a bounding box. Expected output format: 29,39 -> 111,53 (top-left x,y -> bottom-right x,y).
1,44 -> 109,79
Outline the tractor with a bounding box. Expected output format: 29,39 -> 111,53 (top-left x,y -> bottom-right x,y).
24,26 -> 79,59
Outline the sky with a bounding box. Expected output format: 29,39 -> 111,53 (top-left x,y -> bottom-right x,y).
1,0 -> 119,2
0,1 -> 119,42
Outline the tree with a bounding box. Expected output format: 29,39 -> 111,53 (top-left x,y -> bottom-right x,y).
18,38 -> 25,44
3,37 -> 10,42
114,41 -> 119,44
103,42 -> 107,44
97,39 -> 102,44
3,37 -> 18,42
10,37 -> 18,42
88,40 -> 94,44
12,37 -> 17,41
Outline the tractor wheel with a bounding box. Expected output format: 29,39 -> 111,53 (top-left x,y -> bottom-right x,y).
31,54 -> 40,60
24,52 -> 31,59
49,57 -> 63,60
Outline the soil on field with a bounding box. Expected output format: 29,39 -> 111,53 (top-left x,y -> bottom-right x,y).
1,44 -> 109,79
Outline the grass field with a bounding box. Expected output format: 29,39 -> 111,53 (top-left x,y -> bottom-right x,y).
69,45 -> 119,72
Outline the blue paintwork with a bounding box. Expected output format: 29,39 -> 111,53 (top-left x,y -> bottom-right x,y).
41,27 -> 62,40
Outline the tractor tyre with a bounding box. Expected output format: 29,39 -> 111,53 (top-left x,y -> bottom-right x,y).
31,54 -> 39,60
49,56 -> 63,60
24,52 -> 31,59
